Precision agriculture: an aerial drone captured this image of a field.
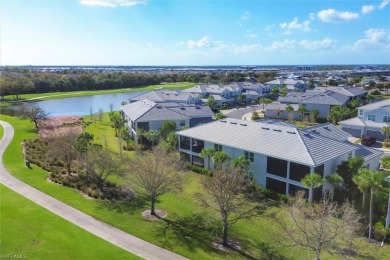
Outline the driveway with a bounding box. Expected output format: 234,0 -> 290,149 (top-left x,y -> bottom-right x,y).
0,120 -> 187,260
225,105 -> 260,119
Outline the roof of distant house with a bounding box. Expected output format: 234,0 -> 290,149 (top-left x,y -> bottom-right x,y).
121,99 -> 213,122
304,123 -> 350,142
278,90 -> 349,105
358,99 -> 390,111
177,118 -> 357,166
311,86 -> 367,97
130,90 -> 199,103
183,84 -> 241,94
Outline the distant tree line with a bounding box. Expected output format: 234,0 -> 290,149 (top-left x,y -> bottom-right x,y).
0,67 -> 278,99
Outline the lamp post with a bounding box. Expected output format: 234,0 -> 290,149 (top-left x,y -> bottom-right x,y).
385,175 -> 390,229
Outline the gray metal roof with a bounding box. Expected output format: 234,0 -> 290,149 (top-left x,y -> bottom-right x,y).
121,99 -> 213,122
278,90 -> 349,105
177,118 -> 357,166
359,99 -> 390,111
313,86 -> 367,97
303,123 -> 351,142
130,90 -> 198,103
339,117 -> 366,127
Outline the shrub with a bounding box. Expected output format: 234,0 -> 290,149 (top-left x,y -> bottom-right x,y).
382,157 -> 390,169
185,163 -> 210,175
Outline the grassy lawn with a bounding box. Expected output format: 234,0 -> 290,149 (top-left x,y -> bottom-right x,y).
0,184 -> 141,260
0,82 -> 195,107
1,114 -> 389,259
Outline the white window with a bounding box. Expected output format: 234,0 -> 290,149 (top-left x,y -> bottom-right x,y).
359,110 -> 363,116
367,114 -> 376,121
214,144 -> 222,152
180,120 -> 186,127
384,116 -> 390,123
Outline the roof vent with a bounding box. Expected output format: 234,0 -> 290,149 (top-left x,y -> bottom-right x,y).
311,129 -> 319,134
156,105 -> 162,109
273,129 -> 282,132
220,120 -> 227,123
195,106 -> 201,109
287,131 -> 296,134
180,107 -> 186,110
230,122 -> 237,125
261,127 -> 270,130
240,123 -> 247,126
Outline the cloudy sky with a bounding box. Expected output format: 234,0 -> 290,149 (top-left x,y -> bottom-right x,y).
1,0 -> 389,65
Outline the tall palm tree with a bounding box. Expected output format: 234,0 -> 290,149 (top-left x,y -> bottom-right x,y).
301,173 -> 323,202
353,168 -> 386,239
259,98 -> 272,112
309,109 -> 319,123
275,108 -> 282,120
297,105 -> 307,122
212,151 -> 231,169
143,130 -> 160,147
325,173 -> 343,200
233,156 -> 250,175
200,147 -> 216,170
352,169 -> 370,211
381,126 -> 390,142
285,105 -> 294,123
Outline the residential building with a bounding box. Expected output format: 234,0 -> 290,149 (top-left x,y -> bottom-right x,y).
339,99 -> 390,140
183,84 -> 241,107
225,82 -> 270,102
129,90 -> 200,104
277,90 -> 349,118
265,78 -> 307,92
310,86 -> 367,101
121,99 -> 213,143
177,119 -> 382,201
264,102 -> 300,120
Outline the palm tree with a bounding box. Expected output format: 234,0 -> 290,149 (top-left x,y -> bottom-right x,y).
285,105 -> 294,123
232,156 -> 250,175
237,94 -> 246,105
381,125 -> 390,142
212,151 -> 231,169
301,173 -> 323,202
353,168 -> 386,239
297,105 -> 307,122
327,106 -> 344,125
212,112 -> 227,120
275,108 -> 282,120
309,109 -> 319,123
144,130 -> 160,147
200,147 -> 216,170
259,98 -> 272,112
352,169 -> 370,211
325,173 -> 343,200
206,95 -> 216,108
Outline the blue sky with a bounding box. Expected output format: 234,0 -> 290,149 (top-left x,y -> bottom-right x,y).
1,0 -> 389,65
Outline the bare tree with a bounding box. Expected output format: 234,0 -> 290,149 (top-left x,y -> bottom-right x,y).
275,192 -> 361,260
128,146 -> 183,216
85,146 -> 122,189
197,164 -> 265,247
47,131 -> 78,176
18,105 -> 49,130
98,108 -> 104,124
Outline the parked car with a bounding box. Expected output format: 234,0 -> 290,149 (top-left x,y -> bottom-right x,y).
361,136 -> 376,146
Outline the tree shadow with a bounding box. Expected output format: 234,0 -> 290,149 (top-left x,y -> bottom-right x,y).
98,196 -> 148,214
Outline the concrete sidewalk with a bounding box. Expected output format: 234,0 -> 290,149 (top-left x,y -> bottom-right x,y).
0,120 -> 187,260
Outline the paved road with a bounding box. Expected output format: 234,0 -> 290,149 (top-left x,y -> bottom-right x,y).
0,120 -> 187,260
225,105 -> 260,119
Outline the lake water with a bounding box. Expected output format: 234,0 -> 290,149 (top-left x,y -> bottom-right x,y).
1,91 -> 145,117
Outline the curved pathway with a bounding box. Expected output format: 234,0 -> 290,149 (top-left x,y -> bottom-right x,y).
0,120 -> 187,260
225,105 -> 260,119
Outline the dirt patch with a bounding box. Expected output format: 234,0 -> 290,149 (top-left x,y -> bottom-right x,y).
212,239 -> 242,252
141,209 -> 168,221
39,116 -> 85,138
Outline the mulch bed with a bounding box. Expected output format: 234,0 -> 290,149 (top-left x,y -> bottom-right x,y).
141,209 -> 168,221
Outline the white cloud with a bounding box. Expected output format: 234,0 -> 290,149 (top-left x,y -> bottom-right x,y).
280,17 -> 312,34
266,38 -> 336,52
79,0 -> 146,7
379,0 -> 390,9
361,5 -> 376,14
317,9 -> 359,23
264,25 -> 275,32
309,12 -> 315,20
352,28 -> 390,51
236,11 -> 251,26
187,36 -> 214,49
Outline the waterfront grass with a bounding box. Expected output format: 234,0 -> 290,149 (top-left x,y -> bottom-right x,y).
0,184 -> 141,260
0,82 -> 195,107
0,124 -> 3,140
1,114 -> 389,259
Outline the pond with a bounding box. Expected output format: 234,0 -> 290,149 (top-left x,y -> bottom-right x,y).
1,91 -> 145,117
